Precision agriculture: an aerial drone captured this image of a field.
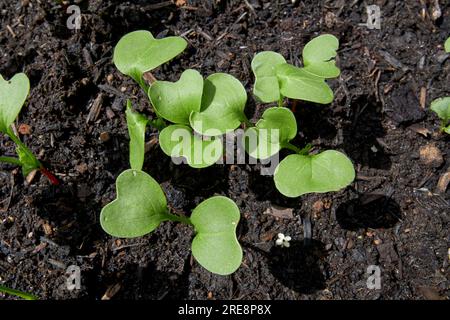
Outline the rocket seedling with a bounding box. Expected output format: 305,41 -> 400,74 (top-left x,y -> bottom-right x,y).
113,31 -> 249,168
0,73 -> 59,185
430,97 -> 450,134
100,101 -> 243,275
0,285 -> 37,300
252,34 -> 340,105
246,34 -> 355,197
150,70 -> 247,168
429,39 -> 450,134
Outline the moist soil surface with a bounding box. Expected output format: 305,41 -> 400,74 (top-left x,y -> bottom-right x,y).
0,0 -> 449,300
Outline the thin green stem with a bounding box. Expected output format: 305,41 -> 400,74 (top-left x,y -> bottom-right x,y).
6,127 -> 41,168
281,142 -> 312,156
164,212 -> 193,226
0,285 -> 38,300
281,141 -> 302,154
0,156 -> 22,166
278,95 -> 284,108
242,115 -> 254,128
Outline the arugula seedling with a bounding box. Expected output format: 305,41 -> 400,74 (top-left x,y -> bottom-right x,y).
100,103 -> 243,275
0,73 -> 58,184
0,285 -> 38,300
113,30 -> 187,92
247,35 -> 355,197
430,97 -> 450,134
244,107 -> 355,197
252,34 -> 340,105
150,69 -> 247,167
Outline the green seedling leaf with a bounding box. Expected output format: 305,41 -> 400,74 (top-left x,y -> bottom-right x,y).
159,124 -> 223,168
256,107 -> 297,143
244,127 -> 280,160
251,51 -> 287,103
190,73 -> 247,135
445,37 -> 450,53
274,150 -> 355,197
0,73 -> 30,133
302,34 -> 340,78
431,97 -> 450,134
276,64 -> 334,104
430,97 -> 450,123
100,169 -> 169,238
190,196 -> 243,275
113,30 -> 187,86
149,69 -> 203,124
126,100 -> 148,171
16,144 -> 41,176
244,107 -> 297,160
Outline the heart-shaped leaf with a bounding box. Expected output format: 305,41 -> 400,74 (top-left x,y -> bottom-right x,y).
244,127 -> 280,160
159,124 -> 223,168
113,30 -> 187,86
244,107 -> 297,160
126,100 -> 148,171
430,97 -> 450,123
100,169 -> 169,238
445,37 -> 450,53
276,64 -> 334,104
274,150 -> 355,197
0,73 -> 30,133
251,51 -> 287,103
190,196 -> 243,275
302,34 -> 340,78
190,73 -> 247,135
149,69 -> 203,125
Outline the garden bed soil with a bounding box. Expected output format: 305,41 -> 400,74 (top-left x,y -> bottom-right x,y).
0,0 -> 449,300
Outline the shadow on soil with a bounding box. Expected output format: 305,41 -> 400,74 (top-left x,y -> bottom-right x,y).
269,240 -> 327,294
84,262 -> 189,299
336,194 -> 401,230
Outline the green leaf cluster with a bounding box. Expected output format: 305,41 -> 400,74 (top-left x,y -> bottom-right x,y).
430,97 -> 450,134
252,34 -> 340,104
150,70 -> 247,167
100,101 -> 242,275
0,73 -> 42,176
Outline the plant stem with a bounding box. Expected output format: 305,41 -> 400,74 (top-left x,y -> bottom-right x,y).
281,142 -> 312,155
165,212 -> 193,226
6,127 -> 41,169
281,141 -> 302,154
0,156 -> 22,166
0,285 -> 38,300
278,95 -> 284,108
242,115 -> 254,128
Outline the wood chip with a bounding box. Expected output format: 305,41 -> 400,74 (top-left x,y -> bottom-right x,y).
43,223 -> 53,236
263,205 -> 294,219
86,93 -> 104,123
419,87 -> 426,109
419,144 -> 443,168
408,124 -> 431,137
436,170 -> 450,193
101,283 -> 121,300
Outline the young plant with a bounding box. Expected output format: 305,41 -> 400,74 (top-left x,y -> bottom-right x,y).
150,70 -> 247,168
100,102 -> 243,275
0,285 -> 38,300
246,34 -> 355,197
430,98 -> 450,134
113,31 -> 248,168
0,73 -> 58,184
430,38 -> 450,134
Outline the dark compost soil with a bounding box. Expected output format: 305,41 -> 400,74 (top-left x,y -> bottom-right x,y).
0,0 -> 449,300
